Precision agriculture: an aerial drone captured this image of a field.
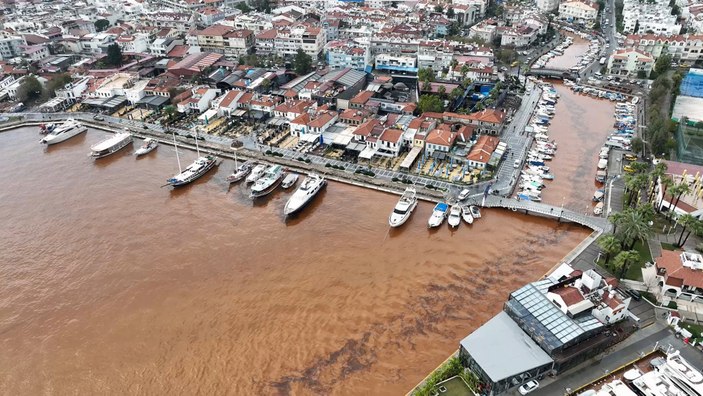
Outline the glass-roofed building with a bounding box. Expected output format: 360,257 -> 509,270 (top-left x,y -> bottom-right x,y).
459,267 -> 633,395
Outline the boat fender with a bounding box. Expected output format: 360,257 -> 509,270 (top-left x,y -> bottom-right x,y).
512,208 -> 518,212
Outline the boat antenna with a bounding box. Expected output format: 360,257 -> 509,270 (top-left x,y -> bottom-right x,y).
172,130 -> 182,173
194,127 -> 202,157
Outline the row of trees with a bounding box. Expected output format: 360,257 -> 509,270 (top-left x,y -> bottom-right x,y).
644,57 -> 683,156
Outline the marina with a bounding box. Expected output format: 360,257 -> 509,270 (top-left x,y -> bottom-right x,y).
0,124 -> 590,395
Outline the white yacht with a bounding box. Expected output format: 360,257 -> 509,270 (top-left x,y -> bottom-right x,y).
166,155 -> 217,187
40,119 -> 87,145
250,165 -> 284,198
469,205 -> 481,219
448,205 -> 461,228
427,202 -> 448,228
90,132 -> 133,159
461,205 -> 474,224
246,164 -> 266,183
134,138 -> 158,156
283,173 -> 326,216
388,187 -> 418,228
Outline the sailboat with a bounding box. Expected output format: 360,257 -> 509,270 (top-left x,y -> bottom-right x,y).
166,131 -> 217,187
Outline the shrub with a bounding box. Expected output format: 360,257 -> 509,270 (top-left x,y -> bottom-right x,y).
392,177 -> 399,182
325,163 -> 332,167
668,301 -> 678,309
265,150 -> 273,155
696,243 -> 703,253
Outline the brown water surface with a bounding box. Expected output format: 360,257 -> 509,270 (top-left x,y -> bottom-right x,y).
545,33 -> 589,70
0,126 -> 590,394
539,84 -> 615,211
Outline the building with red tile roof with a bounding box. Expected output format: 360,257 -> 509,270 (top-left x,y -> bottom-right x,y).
466,135 -> 500,169
655,250 -> 703,303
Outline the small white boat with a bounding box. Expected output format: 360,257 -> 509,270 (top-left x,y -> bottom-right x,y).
246,164 -> 266,183
461,205 -> 474,224
458,188 -> 471,201
134,138 -> 158,156
388,187 -> 418,228
40,119 -> 87,145
226,160 -> 254,183
281,173 -> 299,189
283,173 -> 326,216
39,123 -> 56,134
90,132 -> 133,159
594,202 -> 604,215
469,205 -> 481,219
448,205 -> 461,228
428,202 -> 448,228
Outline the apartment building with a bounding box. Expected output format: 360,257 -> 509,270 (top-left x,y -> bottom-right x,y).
607,48 -> 654,77
0,37 -> 24,60
187,25 -> 255,58
535,0 -> 559,12
150,37 -> 183,56
326,40 -> 370,71
273,25 -> 326,58
558,0 -> 599,26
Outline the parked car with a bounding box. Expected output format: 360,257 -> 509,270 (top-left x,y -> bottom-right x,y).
623,165 -> 635,173
519,380 -> 540,395
627,289 -> 642,301
93,115 -> 104,121
624,154 -> 637,161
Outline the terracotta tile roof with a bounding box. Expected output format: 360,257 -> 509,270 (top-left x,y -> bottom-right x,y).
353,119 -> 381,137
308,112 -> 335,129
425,128 -> 456,146
350,90 -> 374,105
656,250 -> 703,289
467,135 -> 499,163
380,128 -> 403,143
553,286 -> 585,306
291,112 -> 310,125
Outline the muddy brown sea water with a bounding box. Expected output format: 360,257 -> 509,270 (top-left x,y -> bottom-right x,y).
0,125 -> 591,395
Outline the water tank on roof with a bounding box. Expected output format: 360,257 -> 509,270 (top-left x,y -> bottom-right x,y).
393,82 -> 408,91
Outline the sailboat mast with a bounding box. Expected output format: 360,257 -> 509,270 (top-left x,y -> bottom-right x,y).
194,128 -> 201,157
172,131 -> 182,173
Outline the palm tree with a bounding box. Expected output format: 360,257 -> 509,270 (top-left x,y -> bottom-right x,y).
597,234 -> 622,264
676,214 -> 697,247
630,162 -> 649,174
609,210 -> 627,235
635,203 -> 655,223
612,250 -> 641,279
657,175 -> 674,212
667,181 -> 691,221
460,64 -> 469,79
625,174 -> 647,207
648,162 -> 667,203
616,208 -> 653,250
679,218 -> 702,247
438,85 -> 446,96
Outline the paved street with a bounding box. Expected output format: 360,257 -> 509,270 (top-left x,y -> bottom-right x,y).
536,322 -> 703,396
492,81 -> 542,195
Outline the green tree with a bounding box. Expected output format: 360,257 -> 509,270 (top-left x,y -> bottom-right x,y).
648,162 -> 667,202
15,75 -> 43,103
261,78 -> 272,91
106,43 -> 123,66
636,203 -> 656,225
597,234 -> 622,264
679,218 -> 702,247
625,174 -> 647,206
449,86 -> 463,101
418,67 -> 435,82
438,85 -> 446,96
94,19 -> 110,32
43,73 -> 72,99
695,121 -> 703,131
293,49 -> 312,75
446,6 -> 455,18
418,94 -> 444,113
421,80 -> 432,92
676,214 -> 697,247
163,105 -> 176,120
630,162 -> 649,174
657,175 -> 674,212
609,210 -> 627,235
631,137 -> 644,155
612,250 -> 641,279
616,208 -> 653,249
434,4 -> 444,13
235,2 -> 252,12
668,181 -> 691,217
654,53 -> 672,76
671,4 -> 681,15
637,70 -> 647,79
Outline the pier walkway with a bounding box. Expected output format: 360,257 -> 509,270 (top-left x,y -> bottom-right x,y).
480,195 -> 611,232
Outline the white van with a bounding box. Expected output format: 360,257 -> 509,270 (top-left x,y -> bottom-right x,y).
514,159 -> 521,168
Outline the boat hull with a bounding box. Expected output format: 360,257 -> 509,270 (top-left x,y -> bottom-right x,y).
168,159 -> 217,187
388,200 -> 417,228
283,180 -> 326,216
135,144 -> 157,156
91,136 -> 133,159
40,126 -> 87,145
250,176 -> 284,199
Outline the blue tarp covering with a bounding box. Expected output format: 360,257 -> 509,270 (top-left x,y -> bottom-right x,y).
680,68 -> 703,98
479,85 -> 493,94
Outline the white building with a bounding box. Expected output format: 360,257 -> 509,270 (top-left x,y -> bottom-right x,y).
608,48 -> 655,77
150,38 -> 182,56
558,0 -> 600,26
177,86 -> 220,114
55,76 -> 91,102
536,0 -> 559,12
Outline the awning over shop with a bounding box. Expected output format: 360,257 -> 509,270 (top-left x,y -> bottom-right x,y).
231,109 -> 246,117
359,146 -> 376,159
400,146 -> 422,170
300,133 -> 320,143
345,142 -> 366,152
431,150 -> 447,160
198,108 -> 218,123
136,95 -> 170,109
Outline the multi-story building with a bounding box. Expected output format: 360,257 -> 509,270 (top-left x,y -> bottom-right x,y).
273,25 -> 326,58
608,48 -> 655,76
558,0 -> 599,26
498,26 -> 537,48
326,40 -> 370,71
21,44 -> 50,61
0,37 -> 25,60
653,250 -> 703,306
150,38 -> 183,56
682,35 -> 703,64
375,53 -> 417,73
624,34 -> 687,60
55,76 -> 91,102
417,41 -> 455,70
188,25 -> 255,58
623,0 -> 682,35
536,0 -> 559,12
78,33 -> 117,54
469,20 -> 497,43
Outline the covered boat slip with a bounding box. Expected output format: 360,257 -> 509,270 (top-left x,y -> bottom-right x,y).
82,96 -> 128,110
